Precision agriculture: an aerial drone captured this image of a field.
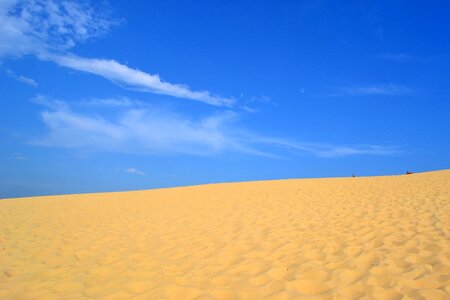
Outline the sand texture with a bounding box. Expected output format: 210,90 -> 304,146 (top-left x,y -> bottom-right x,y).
1,170 -> 449,299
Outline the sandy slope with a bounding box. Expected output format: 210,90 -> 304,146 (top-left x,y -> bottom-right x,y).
0,170 -> 449,300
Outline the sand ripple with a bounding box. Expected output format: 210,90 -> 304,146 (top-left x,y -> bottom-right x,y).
0,170 -> 449,299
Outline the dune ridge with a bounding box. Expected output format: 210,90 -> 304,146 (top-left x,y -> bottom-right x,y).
1,170 -> 449,299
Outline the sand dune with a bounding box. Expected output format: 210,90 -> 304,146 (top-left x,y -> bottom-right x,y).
0,170 -> 449,299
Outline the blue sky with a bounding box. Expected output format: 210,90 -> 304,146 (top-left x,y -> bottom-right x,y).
1,0 -> 449,198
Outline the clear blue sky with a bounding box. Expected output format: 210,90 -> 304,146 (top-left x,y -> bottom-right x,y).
1,0 -> 449,198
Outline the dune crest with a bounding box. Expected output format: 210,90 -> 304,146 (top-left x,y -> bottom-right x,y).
1,170 -> 449,299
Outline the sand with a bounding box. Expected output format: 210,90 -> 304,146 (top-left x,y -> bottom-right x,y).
0,170 -> 449,300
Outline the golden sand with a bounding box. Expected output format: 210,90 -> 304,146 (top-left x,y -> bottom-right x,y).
1,170 -> 449,299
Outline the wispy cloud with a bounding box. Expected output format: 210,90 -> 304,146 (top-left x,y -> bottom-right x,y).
248,137 -> 399,158
376,53 -> 426,63
0,0 -> 234,106
0,0 -> 115,57
322,84 -> 414,97
31,96 -> 249,156
5,69 -> 38,87
31,96 -> 399,158
13,152 -> 27,160
43,54 -> 235,107
342,84 -> 413,96
124,168 -> 146,176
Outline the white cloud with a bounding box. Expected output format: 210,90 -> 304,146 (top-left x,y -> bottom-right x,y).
31,97 -> 399,158
0,0 -> 114,57
0,0 -> 234,106
5,69 -> 38,86
32,97 -> 249,156
341,84 -> 413,96
1,1 -> 404,159
43,54 -> 235,107
125,168 -> 146,176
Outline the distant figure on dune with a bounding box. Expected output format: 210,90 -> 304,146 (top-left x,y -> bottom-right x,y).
352,174 -> 356,178
406,171 -> 413,175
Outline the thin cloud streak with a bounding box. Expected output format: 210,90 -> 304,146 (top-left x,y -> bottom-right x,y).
13,152 -> 27,160
342,84 -> 413,96
376,53 -> 426,63
5,69 -> 38,87
250,137 -> 400,158
43,53 -> 235,107
316,84 -> 415,97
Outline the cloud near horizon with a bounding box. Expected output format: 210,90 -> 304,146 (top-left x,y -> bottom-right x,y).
31,96 -> 400,158
0,0 -> 233,106
124,168 -> 146,176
